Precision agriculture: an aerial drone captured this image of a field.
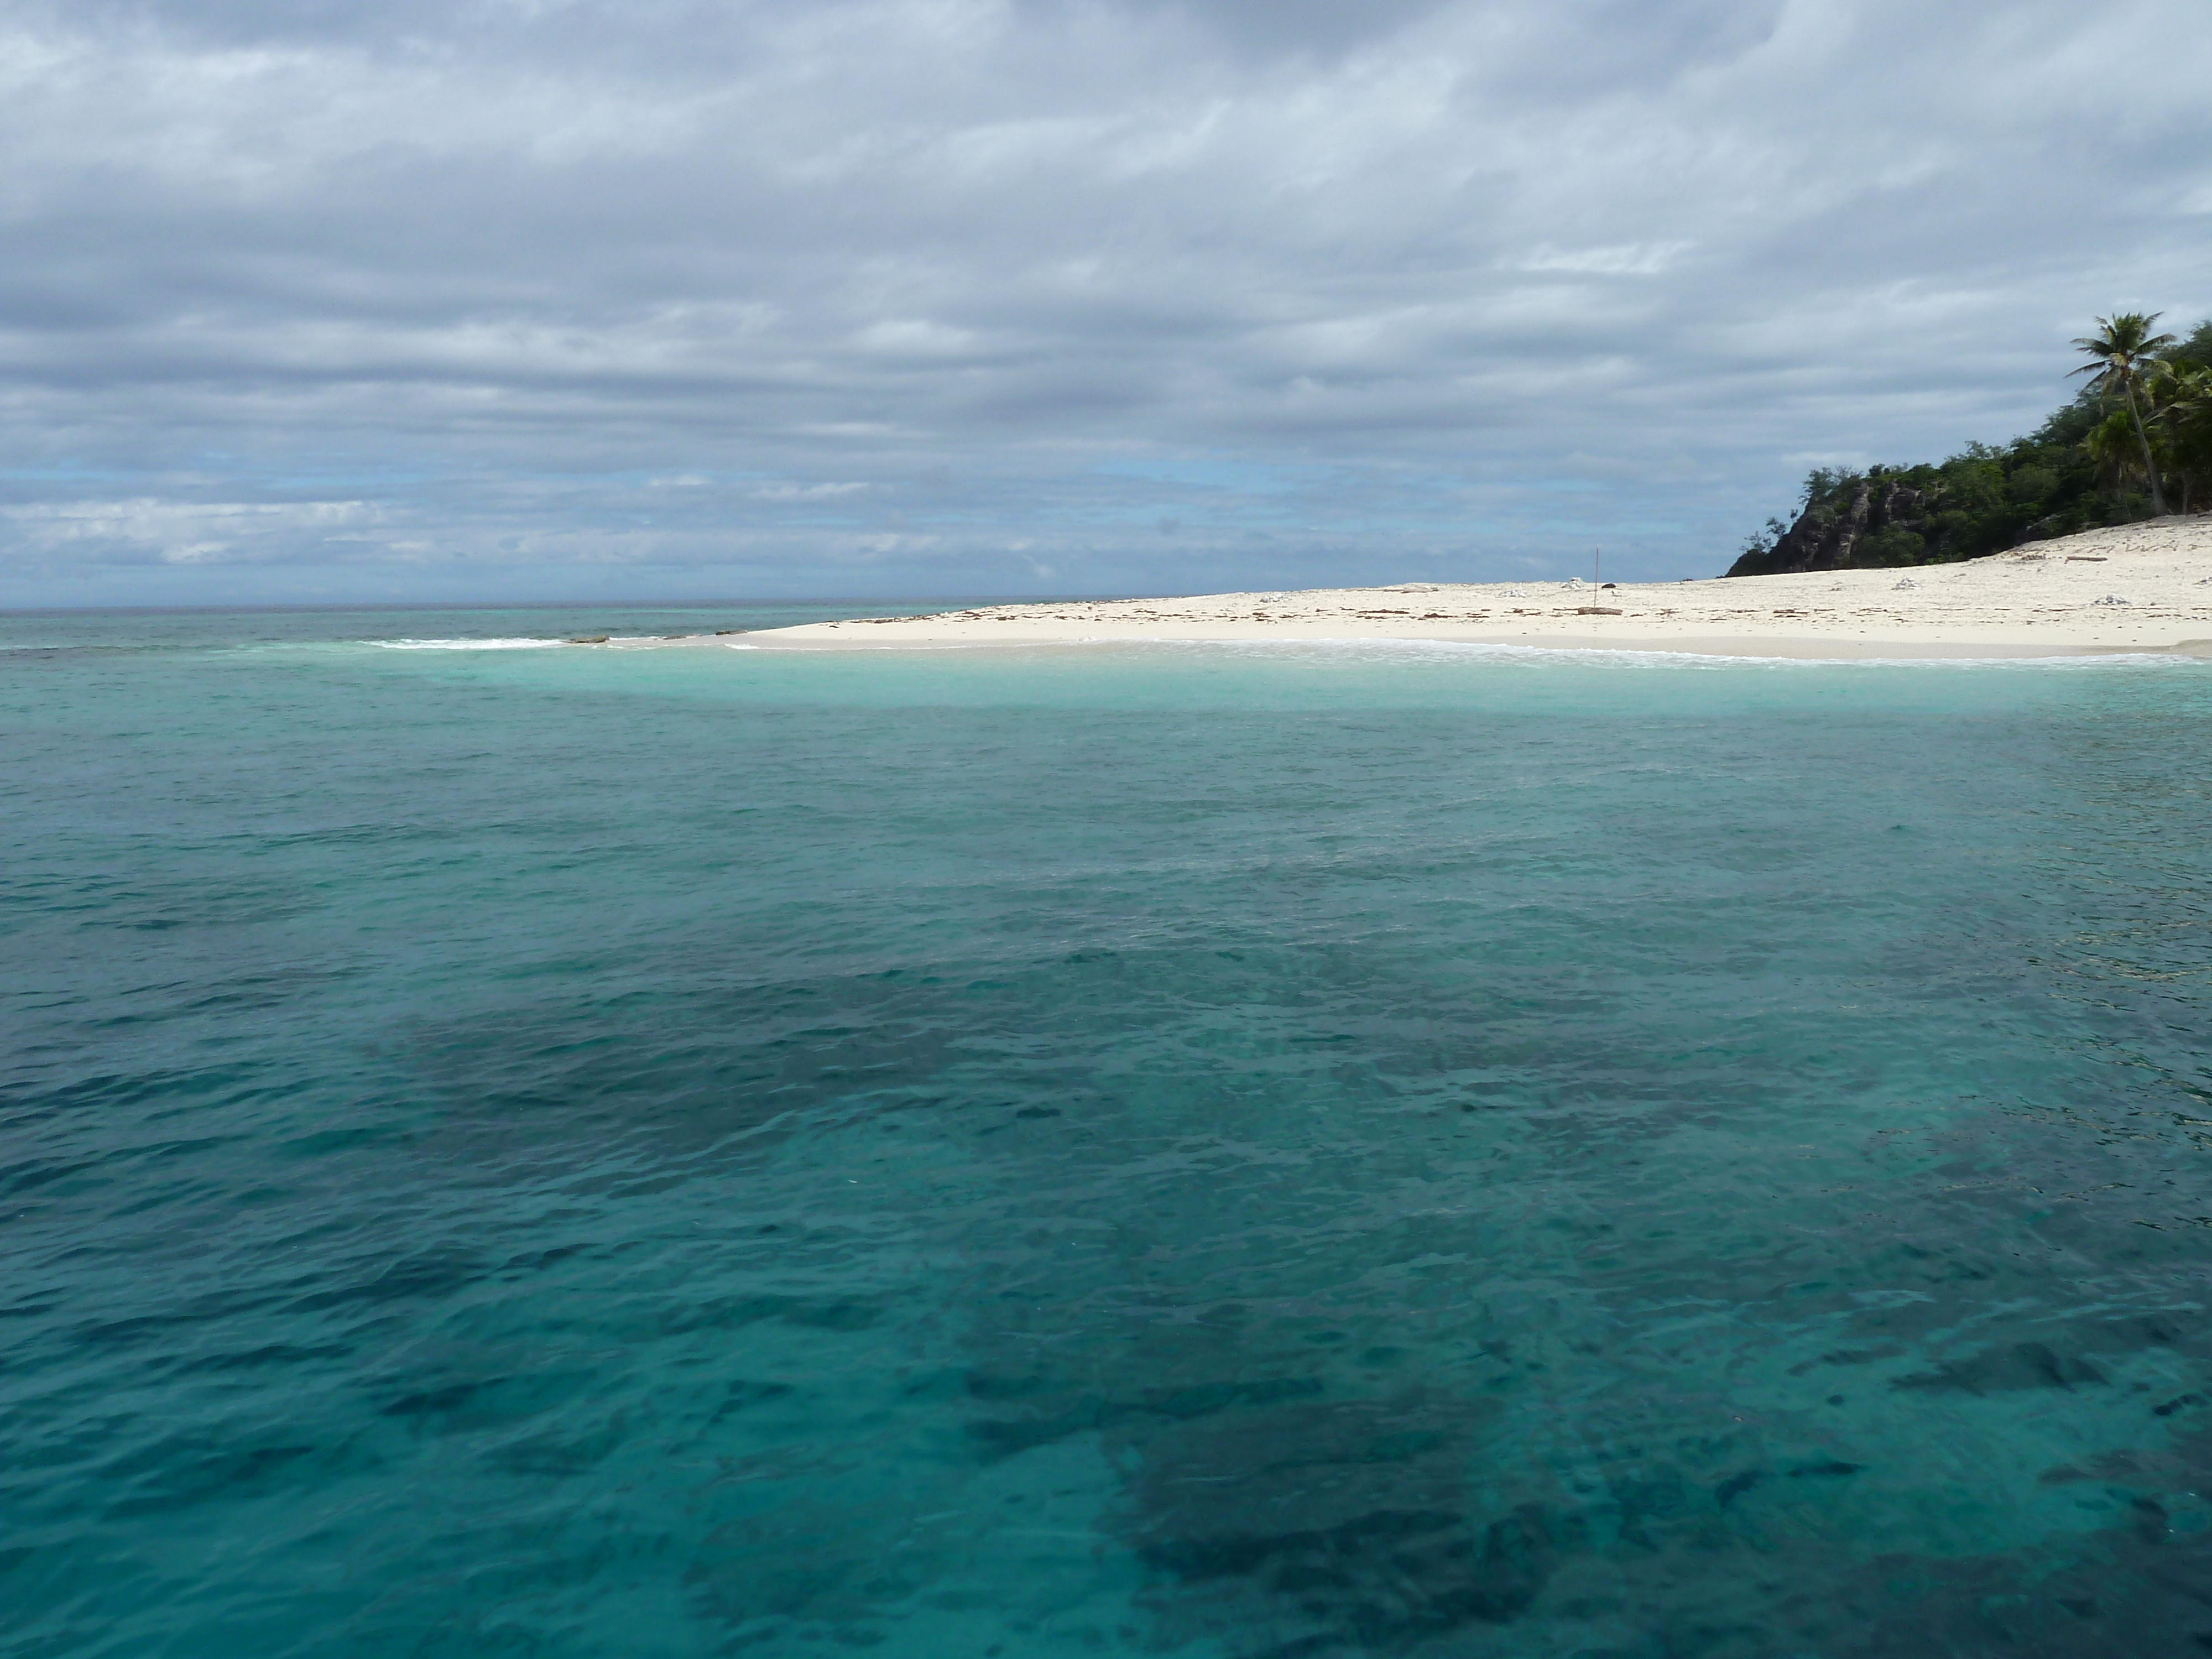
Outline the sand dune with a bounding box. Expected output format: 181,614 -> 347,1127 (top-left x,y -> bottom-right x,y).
698,515 -> 2212,659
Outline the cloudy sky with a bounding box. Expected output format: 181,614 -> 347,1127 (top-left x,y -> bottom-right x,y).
1,0 -> 2205,606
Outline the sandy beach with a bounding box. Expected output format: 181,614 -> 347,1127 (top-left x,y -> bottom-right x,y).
684,515 -> 2212,659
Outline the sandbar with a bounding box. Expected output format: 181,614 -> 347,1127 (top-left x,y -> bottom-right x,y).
669,515 -> 2212,660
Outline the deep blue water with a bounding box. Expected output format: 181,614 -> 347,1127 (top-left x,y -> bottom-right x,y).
6,606 -> 2212,1658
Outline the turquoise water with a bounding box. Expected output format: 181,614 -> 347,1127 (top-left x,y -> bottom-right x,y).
6,607 -> 2212,1658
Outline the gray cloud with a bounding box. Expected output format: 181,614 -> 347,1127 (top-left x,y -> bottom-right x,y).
1,0 -> 2206,604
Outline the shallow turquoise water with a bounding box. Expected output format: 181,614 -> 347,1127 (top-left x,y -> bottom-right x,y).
6,608 -> 2212,1657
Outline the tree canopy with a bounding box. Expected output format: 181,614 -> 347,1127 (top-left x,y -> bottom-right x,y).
1728,317 -> 2212,577
2070,312 -> 2178,514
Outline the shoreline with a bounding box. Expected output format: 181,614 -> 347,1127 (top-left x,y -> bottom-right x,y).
721,634 -> 2212,662
655,515 -> 2212,661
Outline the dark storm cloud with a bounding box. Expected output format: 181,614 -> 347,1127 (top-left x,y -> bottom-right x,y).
0,0 -> 2205,602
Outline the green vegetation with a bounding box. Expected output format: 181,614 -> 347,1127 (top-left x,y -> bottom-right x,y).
1728,315 -> 2212,577
2073,311 -> 2176,515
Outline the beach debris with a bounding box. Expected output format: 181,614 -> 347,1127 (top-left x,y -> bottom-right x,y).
714,628 -> 745,635
2065,555 -> 2107,562
1892,578 -> 1919,591
2093,593 -> 2132,606
566,634 -> 609,644
1575,606 -> 1622,615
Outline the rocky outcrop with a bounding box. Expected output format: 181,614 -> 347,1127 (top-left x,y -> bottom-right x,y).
1727,478 -> 1928,577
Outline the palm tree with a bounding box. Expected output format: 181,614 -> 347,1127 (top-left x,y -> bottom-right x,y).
2083,409 -> 2146,494
2149,359 -> 2212,514
2072,312 -> 2177,514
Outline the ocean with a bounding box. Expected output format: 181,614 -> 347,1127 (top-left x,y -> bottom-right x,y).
6,604 -> 2211,1657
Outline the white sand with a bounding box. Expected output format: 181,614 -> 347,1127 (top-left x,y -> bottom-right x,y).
680,515 -> 2212,659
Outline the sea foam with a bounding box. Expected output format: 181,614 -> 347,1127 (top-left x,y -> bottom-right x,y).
376,636 -> 569,649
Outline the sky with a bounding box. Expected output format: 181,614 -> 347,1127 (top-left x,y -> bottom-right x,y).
1,0 -> 2206,607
